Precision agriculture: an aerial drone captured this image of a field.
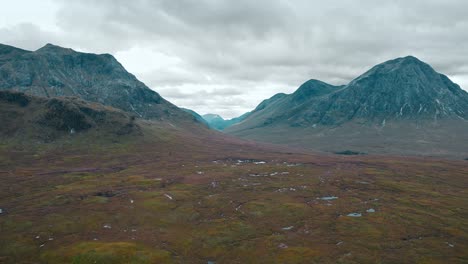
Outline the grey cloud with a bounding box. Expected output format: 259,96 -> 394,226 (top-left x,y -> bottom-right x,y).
159,86 -> 245,100
161,87 -> 250,118
0,23 -> 58,50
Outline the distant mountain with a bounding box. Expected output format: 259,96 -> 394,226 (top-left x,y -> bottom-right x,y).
202,112 -> 250,130
226,56 -> 468,157
0,43 -> 199,125
202,114 -> 226,130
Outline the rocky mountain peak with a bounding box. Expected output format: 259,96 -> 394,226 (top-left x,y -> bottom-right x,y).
350,56 -> 433,85
327,56 -> 468,123
0,43 -> 197,123
36,43 -> 75,54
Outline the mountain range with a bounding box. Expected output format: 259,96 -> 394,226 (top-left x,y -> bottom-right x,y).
225,56 -> 468,157
1,43 -> 467,157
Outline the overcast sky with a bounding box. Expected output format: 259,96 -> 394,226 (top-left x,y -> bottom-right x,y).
1,0 -> 467,118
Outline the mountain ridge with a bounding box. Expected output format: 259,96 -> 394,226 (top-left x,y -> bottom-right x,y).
0,43 -> 200,126
229,56 -> 468,130
225,55 -> 468,157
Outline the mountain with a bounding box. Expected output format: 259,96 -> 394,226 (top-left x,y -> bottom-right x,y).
0,43 -> 199,125
309,56 -> 468,125
202,112 -> 250,130
226,56 -> 468,157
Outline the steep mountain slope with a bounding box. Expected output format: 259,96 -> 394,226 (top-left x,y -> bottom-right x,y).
0,43 -> 198,124
226,56 -> 468,157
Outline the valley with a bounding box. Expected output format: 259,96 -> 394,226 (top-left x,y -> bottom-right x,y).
0,43 -> 467,264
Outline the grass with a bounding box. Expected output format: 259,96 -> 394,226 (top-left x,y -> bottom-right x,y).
1,123 -> 467,263
334,150 -> 366,155
41,242 -> 172,264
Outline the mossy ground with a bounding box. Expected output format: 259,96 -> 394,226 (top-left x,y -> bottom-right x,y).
1,128 -> 467,263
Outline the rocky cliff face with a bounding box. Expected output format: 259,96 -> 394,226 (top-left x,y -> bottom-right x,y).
0,43 -> 195,123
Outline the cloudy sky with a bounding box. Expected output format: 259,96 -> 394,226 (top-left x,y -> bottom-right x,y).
1,0 -> 467,118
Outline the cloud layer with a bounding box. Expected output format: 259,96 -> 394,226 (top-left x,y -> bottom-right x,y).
1,0 -> 468,118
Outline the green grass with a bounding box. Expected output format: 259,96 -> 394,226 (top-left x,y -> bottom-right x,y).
41,242 -> 172,264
